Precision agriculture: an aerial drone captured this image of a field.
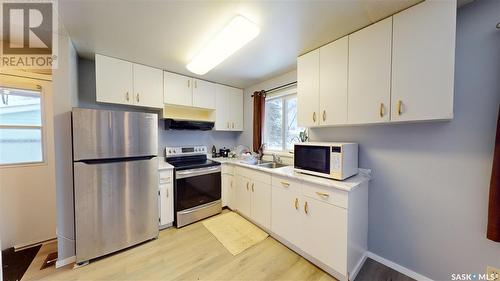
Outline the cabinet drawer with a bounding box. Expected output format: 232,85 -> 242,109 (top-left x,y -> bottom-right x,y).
302,183 -> 348,209
272,175 -> 301,192
236,167 -> 271,185
221,164 -> 235,175
159,170 -> 173,184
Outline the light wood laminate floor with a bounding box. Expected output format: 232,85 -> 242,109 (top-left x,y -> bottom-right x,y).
22,212 -> 337,281
21,210 -> 415,281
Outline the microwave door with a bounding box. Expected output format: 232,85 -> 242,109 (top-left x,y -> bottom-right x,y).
294,145 -> 330,174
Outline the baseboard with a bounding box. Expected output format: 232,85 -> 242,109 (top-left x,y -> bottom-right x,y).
55,255 -> 76,268
366,252 -> 434,281
349,252 -> 367,281
14,237 -> 57,251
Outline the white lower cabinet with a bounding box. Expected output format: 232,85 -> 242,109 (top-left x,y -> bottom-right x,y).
271,177 -> 302,246
235,174 -> 251,217
301,193 -> 348,277
158,169 -> 174,228
234,168 -> 272,229
270,175 -> 365,281
225,165 -> 367,281
221,164 -> 235,208
250,180 -> 271,229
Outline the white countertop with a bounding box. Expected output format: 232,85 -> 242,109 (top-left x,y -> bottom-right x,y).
210,157 -> 371,192
158,159 -> 174,170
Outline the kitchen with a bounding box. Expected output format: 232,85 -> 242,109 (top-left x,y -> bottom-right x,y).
1,1 -> 499,281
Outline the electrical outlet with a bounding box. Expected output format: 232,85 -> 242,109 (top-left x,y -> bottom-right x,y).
487,266 -> 500,281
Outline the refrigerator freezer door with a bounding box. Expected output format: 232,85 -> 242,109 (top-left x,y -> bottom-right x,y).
74,157 -> 159,263
72,108 -> 158,161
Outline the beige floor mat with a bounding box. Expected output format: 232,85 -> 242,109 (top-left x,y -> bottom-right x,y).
202,211 -> 269,255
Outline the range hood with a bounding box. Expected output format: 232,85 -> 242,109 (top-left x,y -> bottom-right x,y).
164,118 -> 214,131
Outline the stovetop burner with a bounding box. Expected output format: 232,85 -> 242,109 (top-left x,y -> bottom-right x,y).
165,146 -> 220,171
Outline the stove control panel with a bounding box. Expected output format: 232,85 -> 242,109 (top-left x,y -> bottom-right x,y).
165,146 -> 207,157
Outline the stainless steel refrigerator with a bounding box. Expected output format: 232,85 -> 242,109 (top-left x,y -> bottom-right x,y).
72,108 -> 159,264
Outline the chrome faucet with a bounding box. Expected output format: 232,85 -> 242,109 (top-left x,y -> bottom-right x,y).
272,153 -> 282,164
257,143 -> 265,160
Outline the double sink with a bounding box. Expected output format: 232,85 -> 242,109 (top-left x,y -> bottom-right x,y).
250,160 -> 288,169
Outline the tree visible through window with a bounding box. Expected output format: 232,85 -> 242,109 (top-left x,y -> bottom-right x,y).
0,87 -> 44,165
264,93 -> 303,151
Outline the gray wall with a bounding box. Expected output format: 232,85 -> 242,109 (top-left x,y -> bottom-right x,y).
310,1 -> 499,279
78,58 -> 240,155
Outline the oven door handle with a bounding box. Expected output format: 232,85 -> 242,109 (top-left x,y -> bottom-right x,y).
176,166 -> 221,179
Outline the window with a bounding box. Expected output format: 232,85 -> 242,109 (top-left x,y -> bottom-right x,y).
0,86 -> 44,165
264,88 -> 303,152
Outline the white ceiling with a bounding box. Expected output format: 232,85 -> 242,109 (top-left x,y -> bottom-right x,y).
58,0 -> 421,88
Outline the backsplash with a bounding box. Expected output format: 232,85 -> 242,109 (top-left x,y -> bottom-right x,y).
157,121 -> 240,156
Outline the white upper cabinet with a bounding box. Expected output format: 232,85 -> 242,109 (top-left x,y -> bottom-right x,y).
192,79 -> 216,109
297,49 -> 320,127
163,71 -> 193,107
230,87 -> 244,130
319,36 -> 348,125
215,84 -> 243,131
391,0 -> 456,122
95,54 -> 163,108
95,54 -> 134,105
348,17 -> 392,124
133,64 -> 163,108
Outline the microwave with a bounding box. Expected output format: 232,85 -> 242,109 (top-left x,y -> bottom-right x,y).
294,142 -> 358,180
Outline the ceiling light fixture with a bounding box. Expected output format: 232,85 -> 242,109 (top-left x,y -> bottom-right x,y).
186,15 -> 260,75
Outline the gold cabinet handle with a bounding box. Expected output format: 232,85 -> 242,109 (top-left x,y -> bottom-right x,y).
304,201 -> 309,214
316,191 -> 330,198
379,103 -> 384,118
246,182 -> 249,191
230,180 -> 233,188
232,122 -> 235,129
294,198 -> 299,210
312,112 -> 316,122
136,93 -> 140,103
251,183 -> 254,192
322,110 -> 326,122
227,122 -> 230,129
397,100 -> 403,115
166,189 -> 169,197
194,80 -> 197,88
187,79 -> 190,88
280,181 -> 290,187
126,92 -> 129,101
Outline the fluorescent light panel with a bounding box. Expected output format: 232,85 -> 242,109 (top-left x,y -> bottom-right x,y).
187,15 -> 260,75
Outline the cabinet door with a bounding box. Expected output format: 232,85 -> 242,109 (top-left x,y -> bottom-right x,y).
319,37 -> 348,125
215,85 -> 229,130
297,49 -> 320,127
163,71 -> 193,107
391,0 -> 456,122
302,196 -> 348,277
250,180 -> 271,229
133,64 -> 163,108
229,87 -> 244,131
271,182 -> 302,246
192,79 -> 216,109
348,17 -> 392,124
95,54 -> 133,105
159,183 -> 173,226
227,175 -> 235,209
221,174 -> 232,207
235,175 -> 251,217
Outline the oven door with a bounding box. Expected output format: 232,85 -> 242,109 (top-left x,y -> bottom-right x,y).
175,166 -> 221,212
294,144 -> 331,174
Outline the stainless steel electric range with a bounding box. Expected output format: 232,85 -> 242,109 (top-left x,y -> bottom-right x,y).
165,146 -> 221,227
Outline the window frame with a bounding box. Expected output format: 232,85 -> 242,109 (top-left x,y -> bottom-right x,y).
263,85 -> 300,154
0,84 -> 46,167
